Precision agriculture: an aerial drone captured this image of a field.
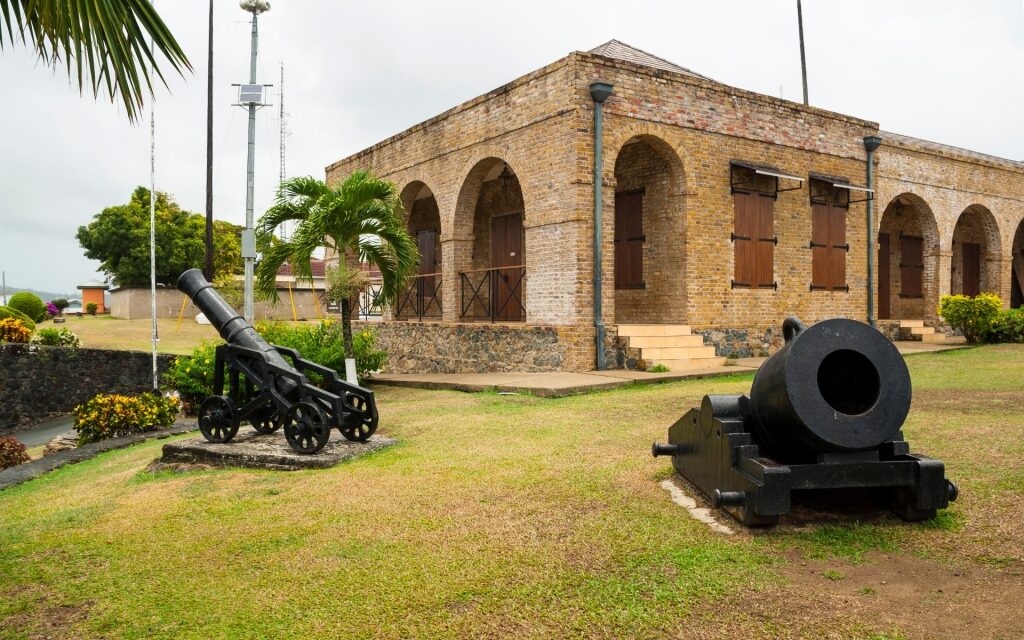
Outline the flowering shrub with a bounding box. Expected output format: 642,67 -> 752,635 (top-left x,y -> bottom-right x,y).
0,318 -> 31,343
45,302 -> 60,318
32,327 -> 81,348
73,393 -> 180,445
937,293 -> 1002,344
162,343 -> 218,414
0,306 -> 36,331
0,436 -> 31,469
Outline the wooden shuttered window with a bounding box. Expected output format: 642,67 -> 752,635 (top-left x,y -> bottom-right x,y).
614,190 -> 644,289
731,167 -> 776,289
899,235 -> 923,298
810,179 -> 849,291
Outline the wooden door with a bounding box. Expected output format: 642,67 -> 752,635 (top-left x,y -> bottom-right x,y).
614,191 -> 644,289
878,233 -> 890,319
899,235 -> 923,299
962,242 -> 981,297
417,230 -> 437,313
490,212 -> 524,321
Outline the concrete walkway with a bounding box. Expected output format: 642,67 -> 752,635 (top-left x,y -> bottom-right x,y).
371,340 -> 968,398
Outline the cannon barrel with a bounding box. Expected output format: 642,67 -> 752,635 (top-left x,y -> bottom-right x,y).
748,316 -> 911,459
177,269 -> 298,396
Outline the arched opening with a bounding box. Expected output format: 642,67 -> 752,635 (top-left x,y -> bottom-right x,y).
1011,218 -> 1024,308
951,204 -> 1001,297
876,193 -> 939,320
452,158 -> 526,322
611,135 -> 686,324
396,181 -> 442,320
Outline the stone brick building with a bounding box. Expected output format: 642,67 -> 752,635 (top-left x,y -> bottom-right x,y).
327,41 -> 1024,373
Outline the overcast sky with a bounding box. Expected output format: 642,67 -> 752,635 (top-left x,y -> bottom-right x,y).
1,0 -> 1021,295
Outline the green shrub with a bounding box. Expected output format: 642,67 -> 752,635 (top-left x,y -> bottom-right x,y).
0,306 -> 35,331
984,308 -> 1024,343
8,292 -> 46,323
937,293 -> 1002,344
86,302 -> 98,316
0,318 -> 31,343
51,298 -> 70,311
647,363 -> 670,373
0,436 -> 31,469
73,393 -> 179,445
257,320 -> 387,383
162,343 -> 219,415
32,327 -> 81,348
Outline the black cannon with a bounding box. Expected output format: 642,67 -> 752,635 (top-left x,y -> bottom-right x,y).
178,269 -> 379,454
652,317 -> 957,526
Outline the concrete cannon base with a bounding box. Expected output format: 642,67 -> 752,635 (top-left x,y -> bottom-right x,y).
155,427 -> 396,471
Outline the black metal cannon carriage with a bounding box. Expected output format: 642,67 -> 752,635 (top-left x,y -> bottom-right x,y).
178,269 -> 379,454
653,316 -> 958,526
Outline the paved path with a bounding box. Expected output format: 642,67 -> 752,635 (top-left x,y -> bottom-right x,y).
371,341 -> 967,397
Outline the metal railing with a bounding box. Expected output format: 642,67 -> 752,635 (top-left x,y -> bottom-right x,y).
460,265 -> 525,322
395,273 -> 443,321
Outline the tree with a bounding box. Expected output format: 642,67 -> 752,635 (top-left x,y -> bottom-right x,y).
77,187 -> 243,287
255,172 -> 419,358
0,0 -> 190,122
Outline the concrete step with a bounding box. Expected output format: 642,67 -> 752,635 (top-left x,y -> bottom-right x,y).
617,324 -> 691,337
898,319 -> 925,328
921,333 -> 967,345
910,326 -> 936,336
641,346 -> 718,360
649,357 -> 728,371
626,334 -> 706,348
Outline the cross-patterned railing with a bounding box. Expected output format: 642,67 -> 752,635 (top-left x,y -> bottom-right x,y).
395,273 -> 443,321
459,265 -> 525,322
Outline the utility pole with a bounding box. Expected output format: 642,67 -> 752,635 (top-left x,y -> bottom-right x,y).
797,0 -> 809,106
238,0 -> 271,323
278,61 -> 289,240
204,0 -> 215,281
1,271 -> 6,306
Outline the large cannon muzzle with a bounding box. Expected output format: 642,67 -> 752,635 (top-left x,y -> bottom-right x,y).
749,317 -> 911,460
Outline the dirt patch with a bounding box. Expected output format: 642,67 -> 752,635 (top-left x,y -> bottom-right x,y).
0,598 -> 91,640
722,551 -> 1024,639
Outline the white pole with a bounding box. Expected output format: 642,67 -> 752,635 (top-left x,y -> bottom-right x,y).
243,10 -> 259,323
149,30 -> 159,393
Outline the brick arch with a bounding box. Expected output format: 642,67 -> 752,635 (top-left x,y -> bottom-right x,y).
604,123 -> 690,194
450,147 -> 532,239
1012,217 -> 1024,308
951,204 -> 1002,296
876,192 -> 941,320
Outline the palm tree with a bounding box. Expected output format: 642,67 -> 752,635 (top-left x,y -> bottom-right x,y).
0,0 -> 190,122
256,172 -> 419,358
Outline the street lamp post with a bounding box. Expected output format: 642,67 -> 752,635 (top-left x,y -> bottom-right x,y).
239,0 -> 270,323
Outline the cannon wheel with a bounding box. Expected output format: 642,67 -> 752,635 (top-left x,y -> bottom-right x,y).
249,403 -> 282,435
284,401 -> 330,454
339,394 -> 377,442
198,395 -> 239,443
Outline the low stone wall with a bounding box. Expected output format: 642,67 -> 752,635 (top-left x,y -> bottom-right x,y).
694,326 -> 785,359
358,321 -> 594,373
0,344 -> 175,432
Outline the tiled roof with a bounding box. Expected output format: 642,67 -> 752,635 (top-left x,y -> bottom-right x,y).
277,259 -> 327,278
589,39 -> 711,80
881,131 -> 1024,170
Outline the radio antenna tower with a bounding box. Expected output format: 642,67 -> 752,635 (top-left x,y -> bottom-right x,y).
278,61 -> 290,240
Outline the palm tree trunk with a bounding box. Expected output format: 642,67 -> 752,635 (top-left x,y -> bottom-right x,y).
341,296 -> 355,359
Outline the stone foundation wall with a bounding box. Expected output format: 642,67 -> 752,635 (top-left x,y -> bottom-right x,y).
0,344 -> 175,431
358,321 -> 593,373
694,326 -> 786,359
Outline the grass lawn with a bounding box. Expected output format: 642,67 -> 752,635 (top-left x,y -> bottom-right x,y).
1,346 -> 1022,638
53,316 -> 310,355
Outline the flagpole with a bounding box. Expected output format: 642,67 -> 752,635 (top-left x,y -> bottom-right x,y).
149,27 -> 159,393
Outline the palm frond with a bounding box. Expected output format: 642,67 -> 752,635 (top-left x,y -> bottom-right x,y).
0,0 -> 191,122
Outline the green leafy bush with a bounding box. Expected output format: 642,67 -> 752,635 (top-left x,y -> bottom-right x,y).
162,343 -> 218,414
86,302 -> 98,315
0,318 -> 31,343
7,292 -> 46,323
257,320 -> 387,383
0,436 -> 31,469
73,393 -> 179,445
984,308 -> 1024,343
0,306 -> 35,331
937,293 -> 1002,344
51,298 -> 70,311
32,327 -> 81,348
647,363 -> 670,373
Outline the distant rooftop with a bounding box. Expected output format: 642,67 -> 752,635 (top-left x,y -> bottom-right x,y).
77,279 -> 107,290
588,39 -> 712,80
